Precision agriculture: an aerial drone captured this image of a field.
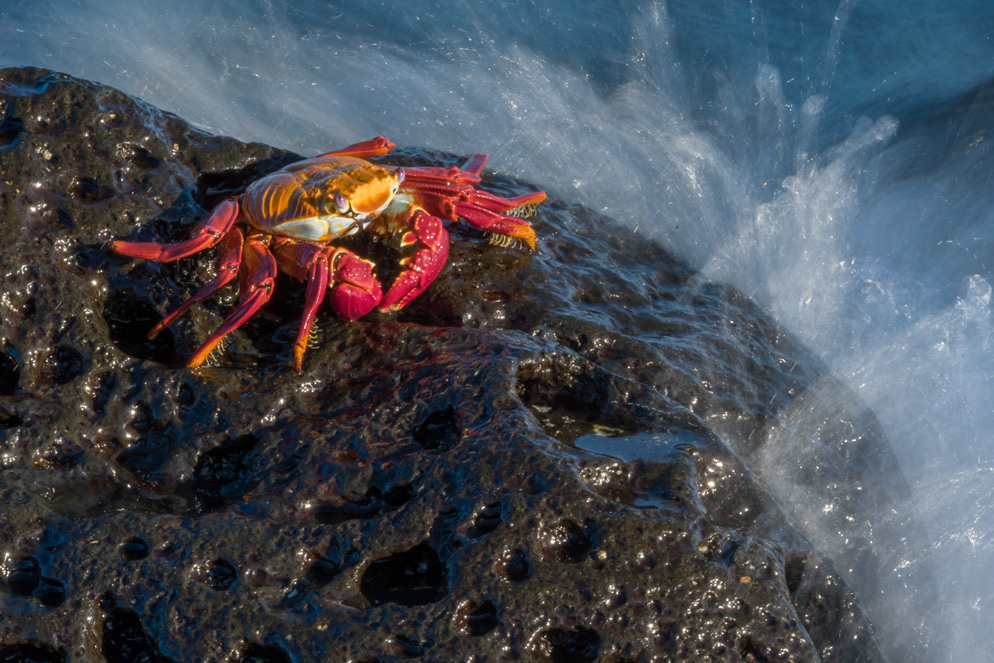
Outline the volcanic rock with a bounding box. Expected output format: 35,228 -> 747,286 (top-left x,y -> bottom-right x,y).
0,67 -> 896,662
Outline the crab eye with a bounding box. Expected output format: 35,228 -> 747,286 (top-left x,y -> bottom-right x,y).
333,192 -> 349,213
395,167 -> 405,185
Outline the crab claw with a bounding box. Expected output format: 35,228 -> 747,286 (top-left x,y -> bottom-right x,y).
329,250 -> 383,320
270,240 -> 383,372
316,136 -> 395,159
379,211 -> 449,312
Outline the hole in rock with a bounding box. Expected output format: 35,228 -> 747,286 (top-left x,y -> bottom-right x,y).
0,642 -> 67,663
103,292 -> 175,364
274,580 -> 308,609
496,547 -> 532,583
100,593 -> 176,663
118,537 -> 150,560
412,406 -> 460,451
452,598 -> 499,636
0,349 -> 19,395
307,555 -> 341,586
0,113 -> 24,146
116,143 -> 160,170
0,408 -> 22,430
6,556 -> 40,595
187,434 -> 261,513
737,635 -> 769,662
528,626 -> 601,663
360,543 -> 447,607
538,518 -> 593,563
67,176 -> 113,203
311,482 -> 413,525
515,356 -> 647,445
467,501 -> 502,538
34,577 -> 66,608
516,361 -> 610,413
18,295 -> 36,318
42,345 -> 83,385
234,643 -> 292,663
307,540 -> 360,586
3,555 -> 65,608
203,558 -> 238,591
387,635 -> 425,657
115,401 -> 179,481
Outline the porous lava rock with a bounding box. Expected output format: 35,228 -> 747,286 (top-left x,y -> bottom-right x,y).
0,68 -> 897,662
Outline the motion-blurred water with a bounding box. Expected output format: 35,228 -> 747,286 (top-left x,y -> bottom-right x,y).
4,1 -> 993,659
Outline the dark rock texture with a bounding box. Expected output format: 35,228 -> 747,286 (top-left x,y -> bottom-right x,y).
0,68 -> 897,662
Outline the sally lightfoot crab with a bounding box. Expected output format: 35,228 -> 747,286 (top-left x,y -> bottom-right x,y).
110,137 -> 546,372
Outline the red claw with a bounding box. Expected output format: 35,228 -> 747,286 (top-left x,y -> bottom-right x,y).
316,136 -> 395,159
270,241 -> 383,372
379,211 -> 449,312
329,251 -> 382,320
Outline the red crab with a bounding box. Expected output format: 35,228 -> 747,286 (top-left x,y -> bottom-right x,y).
111,137 -> 545,371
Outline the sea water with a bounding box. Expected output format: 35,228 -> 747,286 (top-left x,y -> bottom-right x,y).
3,1 -> 993,659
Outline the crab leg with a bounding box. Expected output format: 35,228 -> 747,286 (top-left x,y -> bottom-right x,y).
398,153 -> 490,187
316,136 -> 395,159
452,200 -> 539,249
400,154 -> 544,249
147,227 -> 245,339
111,198 -> 240,262
272,241 -> 383,372
378,210 -> 449,312
187,237 -> 277,368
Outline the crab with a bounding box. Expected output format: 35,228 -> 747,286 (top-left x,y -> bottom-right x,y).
111,137 -> 545,372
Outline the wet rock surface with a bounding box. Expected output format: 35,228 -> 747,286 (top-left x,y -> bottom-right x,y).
0,68 -> 898,661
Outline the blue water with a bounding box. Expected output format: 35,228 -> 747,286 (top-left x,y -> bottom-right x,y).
4,1 -> 994,659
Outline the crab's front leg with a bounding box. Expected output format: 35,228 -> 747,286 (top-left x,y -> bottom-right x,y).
187,235 -> 278,368
148,226 -> 245,339
271,240 -> 383,372
111,198 -> 240,262
370,203 -> 450,313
